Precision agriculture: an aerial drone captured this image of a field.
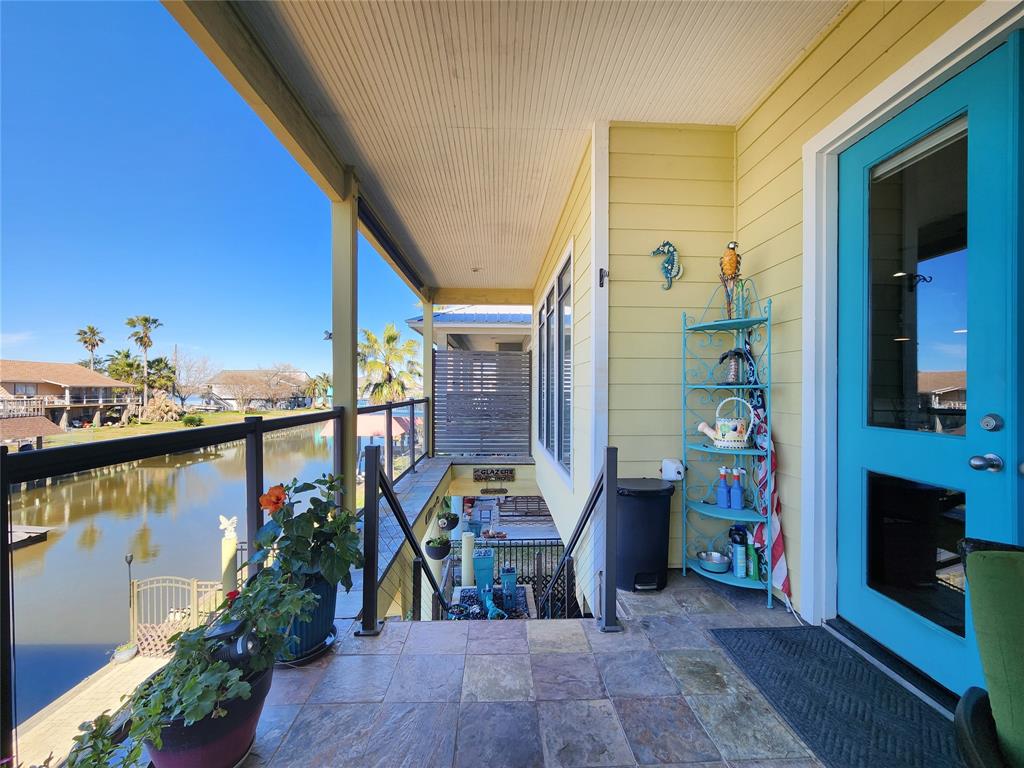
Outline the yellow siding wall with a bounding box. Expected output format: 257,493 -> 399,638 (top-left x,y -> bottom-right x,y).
731,0 -> 978,608
532,141 -> 595,541
608,123 -> 736,569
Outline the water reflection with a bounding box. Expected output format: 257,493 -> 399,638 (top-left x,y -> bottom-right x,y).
12,424 -> 332,722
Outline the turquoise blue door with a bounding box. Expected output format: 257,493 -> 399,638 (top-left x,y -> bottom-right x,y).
838,39 -> 1022,695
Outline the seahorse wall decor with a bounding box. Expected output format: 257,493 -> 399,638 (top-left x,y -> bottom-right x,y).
650,240 -> 681,290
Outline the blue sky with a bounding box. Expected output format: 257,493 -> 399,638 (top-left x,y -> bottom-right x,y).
1,1 -> 419,375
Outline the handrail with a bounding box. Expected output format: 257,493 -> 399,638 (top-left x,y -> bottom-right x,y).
2,407 -> 345,485
536,446 -> 620,632
356,444 -> 447,635
356,397 -> 427,415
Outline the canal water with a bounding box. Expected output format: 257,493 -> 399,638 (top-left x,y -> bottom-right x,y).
10,424 -> 333,724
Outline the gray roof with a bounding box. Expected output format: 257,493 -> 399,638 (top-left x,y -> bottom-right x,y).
406,310 -> 531,326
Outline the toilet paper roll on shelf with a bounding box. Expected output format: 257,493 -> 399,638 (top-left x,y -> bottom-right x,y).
661,459 -> 684,481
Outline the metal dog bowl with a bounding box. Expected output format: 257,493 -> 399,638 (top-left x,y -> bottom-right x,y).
696,551 -> 731,574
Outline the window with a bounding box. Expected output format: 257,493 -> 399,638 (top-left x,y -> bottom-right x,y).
537,252 -> 572,469
13,383 -> 37,397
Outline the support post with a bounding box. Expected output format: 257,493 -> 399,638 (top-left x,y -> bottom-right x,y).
422,300 -> 433,455
408,401 -> 417,473
331,189 -> 359,528
356,445 -> 383,636
385,409 -> 394,481
412,557 -> 423,620
599,446 -> 621,632
331,406 -> 344,508
1,448 -> 13,762
244,416 -> 264,569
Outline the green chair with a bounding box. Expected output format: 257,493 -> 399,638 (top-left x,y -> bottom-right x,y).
956,538 -> 1024,768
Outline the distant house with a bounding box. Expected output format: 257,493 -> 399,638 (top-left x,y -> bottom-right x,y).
918,370 -> 967,434
0,359 -> 138,433
406,305 -> 531,352
207,368 -> 312,411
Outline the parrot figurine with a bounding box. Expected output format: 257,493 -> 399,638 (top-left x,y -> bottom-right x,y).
720,241 -> 742,318
651,241 -> 681,290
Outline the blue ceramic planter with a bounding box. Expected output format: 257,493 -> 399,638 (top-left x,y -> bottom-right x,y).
282,572 -> 337,661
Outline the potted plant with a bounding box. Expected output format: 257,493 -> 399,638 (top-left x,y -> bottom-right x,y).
425,534 -> 452,560
251,474 -> 363,660
436,497 -> 460,531
67,568 -> 315,768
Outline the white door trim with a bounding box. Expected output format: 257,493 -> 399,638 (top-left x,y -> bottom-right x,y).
590,121 -> 610,481
800,0 -> 1024,625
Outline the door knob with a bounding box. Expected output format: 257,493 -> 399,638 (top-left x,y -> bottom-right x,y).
969,453 -> 1004,472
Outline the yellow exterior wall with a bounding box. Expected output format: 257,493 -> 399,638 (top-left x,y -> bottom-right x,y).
732,0 -> 978,608
532,141 -> 595,541
608,123 -> 736,570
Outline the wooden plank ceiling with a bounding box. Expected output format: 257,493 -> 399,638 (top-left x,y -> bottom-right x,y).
236,1 -> 845,291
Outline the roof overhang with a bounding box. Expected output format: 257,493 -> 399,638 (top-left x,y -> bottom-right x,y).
165,0 -> 846,294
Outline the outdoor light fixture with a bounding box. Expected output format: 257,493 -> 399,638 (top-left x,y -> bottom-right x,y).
323,331 -> 333,340
892,271 -> 933,291
954,328 -> 967,334
893,337 -> 911,342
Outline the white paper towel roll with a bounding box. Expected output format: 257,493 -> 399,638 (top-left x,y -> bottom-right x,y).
661,459 -> 684,481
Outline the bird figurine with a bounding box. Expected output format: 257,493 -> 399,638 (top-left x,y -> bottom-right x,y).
719,241 -> 742,318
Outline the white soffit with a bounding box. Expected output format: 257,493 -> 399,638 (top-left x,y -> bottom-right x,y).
238,1 -> 845,290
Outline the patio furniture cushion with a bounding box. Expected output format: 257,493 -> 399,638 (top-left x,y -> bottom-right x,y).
967,549 -> 1024,767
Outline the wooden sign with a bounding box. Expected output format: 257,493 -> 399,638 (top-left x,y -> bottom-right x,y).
473,467 -> 515,483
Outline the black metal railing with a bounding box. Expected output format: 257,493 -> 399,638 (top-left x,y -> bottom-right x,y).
536,446 -> 620,631
356,444 -> 448,635
447,537 -> 565,600
0,406 -> 352,761
356,398 -> 429,484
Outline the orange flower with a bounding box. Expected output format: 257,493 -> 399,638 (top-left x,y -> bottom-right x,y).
259,484 -> 287,512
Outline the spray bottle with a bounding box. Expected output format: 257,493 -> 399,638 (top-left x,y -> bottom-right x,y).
716,467 -> 729,508
730,525 -> 747,579
729,468 -> 745,510
746,529 -> 757,579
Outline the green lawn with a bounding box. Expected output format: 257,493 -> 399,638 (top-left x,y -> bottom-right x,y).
43,409 -> 325,447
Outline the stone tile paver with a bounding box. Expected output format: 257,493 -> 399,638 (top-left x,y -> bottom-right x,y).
613,696 -> 721,764
660,649 -> 752,696
581,618 -> 652,652
463,653 -> 535,702
531,653 -> 605,701
528,618 -> 589,653
687,691 -> 808,761
338,619 -> 410,654
538,699 -> 634,767
243,704 -> 301,767
456,701 -> 545,768
468,618 -> 529,654
308,653 -> 398,703
638,615 -> 715,650
386,653 -> 464,702
353,702 -> 458,768
672,588 -> 738,615
270,703 -> 380,767
595,651 -> 679,698
404,620 -> 469,654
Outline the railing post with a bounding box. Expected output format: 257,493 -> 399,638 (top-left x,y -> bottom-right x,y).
129,580 -> 138,644
332,406 -> 344,508
384,407 -> 394,481
412,556 -> 423,620
599,446 -> 621,632
408,401 -> 417,473
1,447 -> 13,762
189,579 -> 200,629
244,416 -> 264,569
356,445 -> 383,636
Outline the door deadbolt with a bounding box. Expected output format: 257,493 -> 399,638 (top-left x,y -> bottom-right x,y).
980,413 -> 1004,432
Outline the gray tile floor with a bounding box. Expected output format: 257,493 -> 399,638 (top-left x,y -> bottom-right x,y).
246,570 -> 822,768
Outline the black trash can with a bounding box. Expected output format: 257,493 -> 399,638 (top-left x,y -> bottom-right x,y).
616,478 -> 674,591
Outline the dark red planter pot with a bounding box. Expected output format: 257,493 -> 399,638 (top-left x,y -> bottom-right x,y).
146,667 -> 273,768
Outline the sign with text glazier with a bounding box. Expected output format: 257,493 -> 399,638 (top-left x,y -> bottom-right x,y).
473,467 -> 516,483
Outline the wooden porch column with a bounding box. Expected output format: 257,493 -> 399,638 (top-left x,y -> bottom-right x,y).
421,300 -> 433,455
332,186 -> 359,512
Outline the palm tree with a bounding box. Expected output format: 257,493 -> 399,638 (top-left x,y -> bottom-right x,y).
304,372 -> 332,408
126,316 -> 162,406
105,349 -> 143,391
76,325 -> 105,370
357,323 -> 421,405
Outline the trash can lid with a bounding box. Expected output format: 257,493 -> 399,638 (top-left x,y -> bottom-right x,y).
617,478 -> 675,497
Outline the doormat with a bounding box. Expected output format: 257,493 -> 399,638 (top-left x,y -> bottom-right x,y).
711,626 -> 964,768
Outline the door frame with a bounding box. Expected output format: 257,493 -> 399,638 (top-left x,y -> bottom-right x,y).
799,1 -> 1024,626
